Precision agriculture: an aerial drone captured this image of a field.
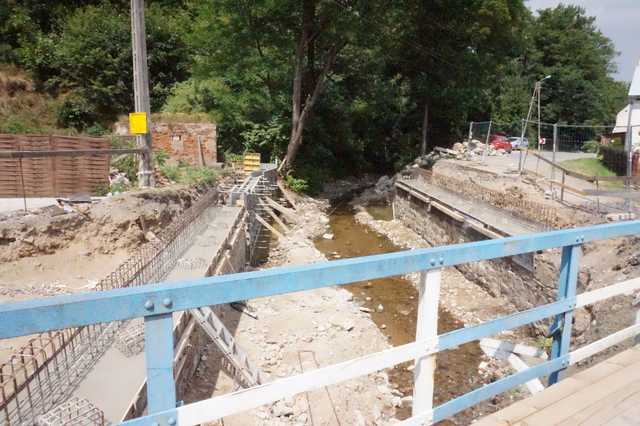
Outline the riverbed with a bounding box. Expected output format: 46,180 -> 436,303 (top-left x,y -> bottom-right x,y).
315,206 -> 484,422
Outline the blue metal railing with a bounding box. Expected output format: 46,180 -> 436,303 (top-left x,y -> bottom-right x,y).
1,220 -> 640,425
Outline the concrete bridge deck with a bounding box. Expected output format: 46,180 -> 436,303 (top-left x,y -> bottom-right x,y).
71,205 -> 242,423
476,346 -> 640,426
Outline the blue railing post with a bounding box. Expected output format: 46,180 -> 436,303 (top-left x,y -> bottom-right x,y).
548,243 -> 581,385
144,312 -> 177,416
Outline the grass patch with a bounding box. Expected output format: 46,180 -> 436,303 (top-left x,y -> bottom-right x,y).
159,161 -> 218,186
559,158 -> 623,188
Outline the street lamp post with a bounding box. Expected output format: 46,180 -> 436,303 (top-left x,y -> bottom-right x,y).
518,75 -> 551,172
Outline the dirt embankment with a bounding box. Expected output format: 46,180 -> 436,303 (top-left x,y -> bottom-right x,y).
0,186 -> 208,263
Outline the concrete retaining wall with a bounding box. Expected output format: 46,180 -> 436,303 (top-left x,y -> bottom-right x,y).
394,191 -> 560,313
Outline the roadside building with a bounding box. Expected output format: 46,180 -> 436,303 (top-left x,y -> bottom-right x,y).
612,60 -> 640,147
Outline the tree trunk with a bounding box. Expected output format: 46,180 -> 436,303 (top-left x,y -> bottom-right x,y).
421,102 -> 429,156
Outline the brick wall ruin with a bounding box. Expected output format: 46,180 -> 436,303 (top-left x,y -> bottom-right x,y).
152,122 -> 217,166
114,119 -> 217,166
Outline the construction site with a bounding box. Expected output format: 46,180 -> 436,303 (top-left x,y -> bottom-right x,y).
3,1 -> 640,426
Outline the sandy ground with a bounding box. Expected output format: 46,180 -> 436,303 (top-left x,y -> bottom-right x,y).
0,243 -> 128,365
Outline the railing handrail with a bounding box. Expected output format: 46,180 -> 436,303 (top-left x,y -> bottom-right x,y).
1,219 -> 640,425
2,220 -> 639,340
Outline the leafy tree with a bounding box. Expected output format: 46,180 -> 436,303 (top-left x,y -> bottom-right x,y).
518,5 -> 626,124
19,1 -> 191,129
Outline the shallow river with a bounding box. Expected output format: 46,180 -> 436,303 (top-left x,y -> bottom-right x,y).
314,206 -> 483,422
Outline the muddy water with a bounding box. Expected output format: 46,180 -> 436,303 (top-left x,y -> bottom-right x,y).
315,207 -> 483,423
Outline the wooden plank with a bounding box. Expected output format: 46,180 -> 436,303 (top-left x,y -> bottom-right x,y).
480,338 -> 548,360
576,277 -> 640,308
521,355 -> 640,425
410,270 -> 442,417
0,148 -> 143,159
254,214 -> 285,239
556,380 -> 640,426
133,336 -> 438,426
412,269 -> 441,421
479,341 -> 545,394
582,189 -> 640,200
276,179 -> 298,210
263,206 -> 290,233
263,196 -> 298,222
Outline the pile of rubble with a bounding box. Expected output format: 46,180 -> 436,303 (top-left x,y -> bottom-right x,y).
436,139 -> 508,161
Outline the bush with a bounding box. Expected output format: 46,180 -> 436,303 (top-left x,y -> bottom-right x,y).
581,140 -> 599,153
112,154 -> 138,184
56,94 -> 98,130
599,144 -> 626,175
158,163 -> 218,186
285,174 -> 309,194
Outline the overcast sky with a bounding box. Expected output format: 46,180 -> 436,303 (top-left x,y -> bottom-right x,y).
526,0 -> 639,81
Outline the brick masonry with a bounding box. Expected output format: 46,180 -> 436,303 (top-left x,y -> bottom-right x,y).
114,119 -> 217,166
152,122 -> 217,166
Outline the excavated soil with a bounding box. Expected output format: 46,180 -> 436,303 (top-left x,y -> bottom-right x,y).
0,186 -> 208,262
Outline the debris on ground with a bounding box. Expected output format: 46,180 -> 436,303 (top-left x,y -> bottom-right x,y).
436,139 -> 508,161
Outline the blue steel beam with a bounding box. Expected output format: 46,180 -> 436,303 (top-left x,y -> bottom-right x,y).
548,244 -> 581,384
144,313 -> 177,415
1,220 -> 639,339
121,298 -> 576,426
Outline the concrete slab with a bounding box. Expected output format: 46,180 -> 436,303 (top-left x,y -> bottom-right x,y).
0,197 -> 57,213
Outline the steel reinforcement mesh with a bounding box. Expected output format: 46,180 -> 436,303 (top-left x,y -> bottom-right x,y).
0,187 -> 220,425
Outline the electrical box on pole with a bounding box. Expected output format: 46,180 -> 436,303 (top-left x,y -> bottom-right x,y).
131,0 -> 154,188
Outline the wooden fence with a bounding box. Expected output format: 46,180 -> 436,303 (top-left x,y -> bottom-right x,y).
0,134 -> 112,197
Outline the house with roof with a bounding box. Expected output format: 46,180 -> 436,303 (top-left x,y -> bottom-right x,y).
612,60 -> 640,147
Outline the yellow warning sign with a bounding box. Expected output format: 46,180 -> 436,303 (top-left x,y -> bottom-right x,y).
243,152 -> 261,172
129,112 -> 148,134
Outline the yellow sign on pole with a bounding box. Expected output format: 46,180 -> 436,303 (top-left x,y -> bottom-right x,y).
129,112 -> 148,134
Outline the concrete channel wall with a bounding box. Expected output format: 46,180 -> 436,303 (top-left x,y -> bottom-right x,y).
122,207 -> 248,421
394,187 -> 561,314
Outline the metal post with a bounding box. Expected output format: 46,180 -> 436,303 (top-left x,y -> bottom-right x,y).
548,244 -> 581,385
412,268 -> 441,421
537,82 -> 542,152
551,123 -> 558,196
624,100 -> 635,212
144,312 -> 176,414
131,0 -> 154,188
519,92 -> 537,172
482,120 -> 492,164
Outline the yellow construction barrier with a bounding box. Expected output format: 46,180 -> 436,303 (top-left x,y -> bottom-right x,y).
243,152 -> 261,172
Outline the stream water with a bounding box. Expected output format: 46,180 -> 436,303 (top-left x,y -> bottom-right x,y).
314,206 -> 483,423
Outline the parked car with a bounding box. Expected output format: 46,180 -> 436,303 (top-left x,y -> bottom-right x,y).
489,134 -> 512,153
508,136 -> 529,150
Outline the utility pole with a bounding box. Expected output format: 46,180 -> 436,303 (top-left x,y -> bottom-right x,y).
131,0 -> 154,187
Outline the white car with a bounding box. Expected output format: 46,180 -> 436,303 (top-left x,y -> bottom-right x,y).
508,137 -> 528,150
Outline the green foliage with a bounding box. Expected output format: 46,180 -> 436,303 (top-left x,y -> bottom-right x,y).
285,174 -> 309,194
112,154 -> 137,184
154,149 -> 169,167
598,145 -> 627,176
18,2 -> 191,130
159,162 -> 218,187
1,1 -> 628,187
581,140 -> 600,153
